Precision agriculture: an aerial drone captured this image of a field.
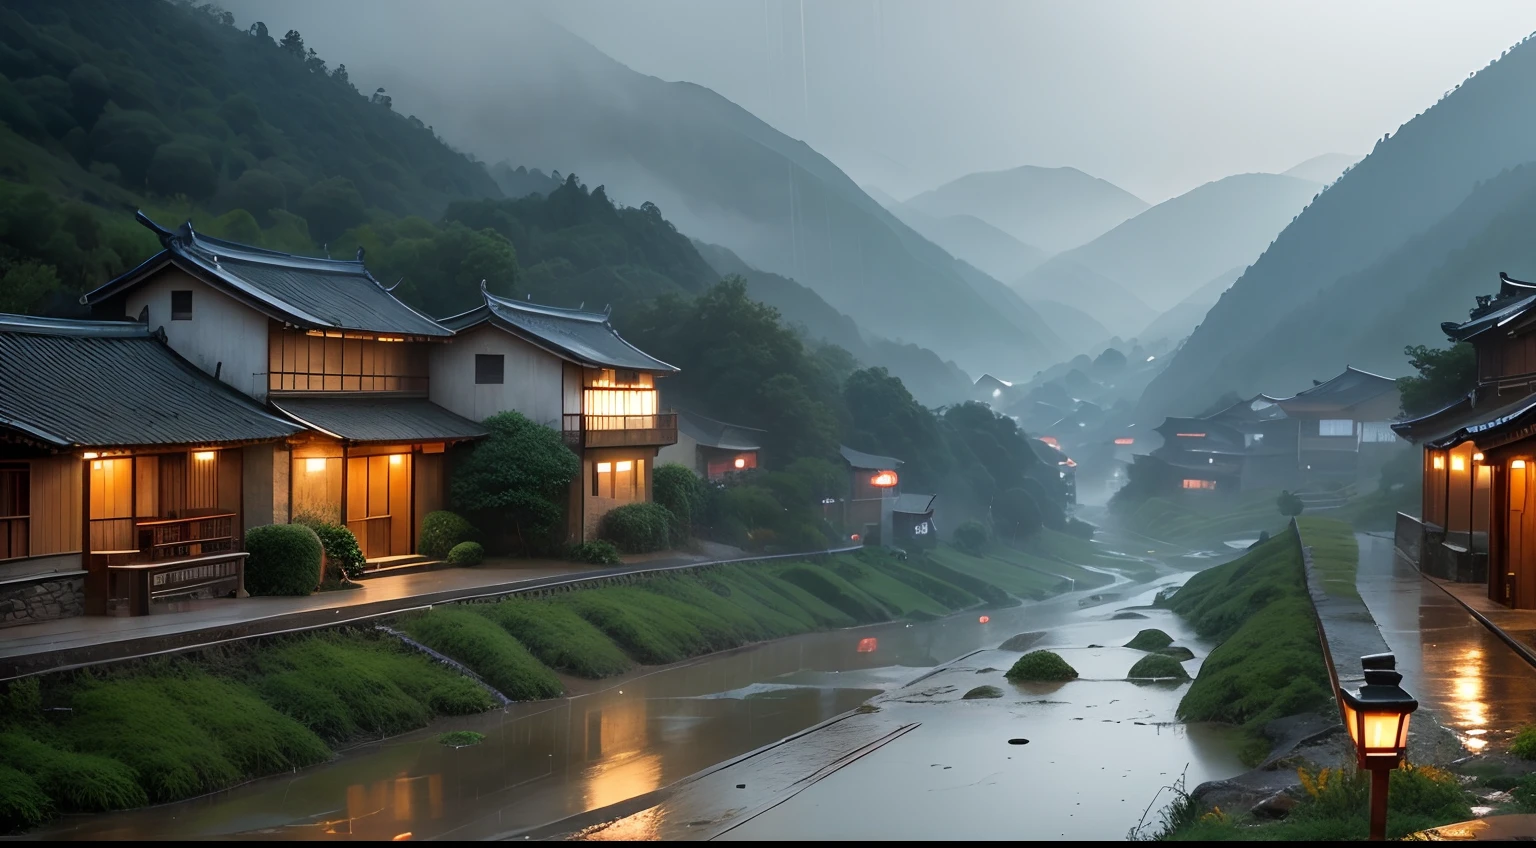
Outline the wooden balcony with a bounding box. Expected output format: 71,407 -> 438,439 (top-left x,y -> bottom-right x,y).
562,413 -> 679,449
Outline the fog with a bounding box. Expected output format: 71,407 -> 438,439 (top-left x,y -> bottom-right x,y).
222,0 -> 1534,201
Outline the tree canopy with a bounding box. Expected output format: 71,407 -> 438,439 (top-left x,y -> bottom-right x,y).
1399,342 -> 1476,417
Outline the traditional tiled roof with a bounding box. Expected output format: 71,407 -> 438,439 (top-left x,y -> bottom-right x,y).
1204,395 -> 1289,426
1392,390 -> 1536,451
84,213 -> 452,338
678,411 -> 762,451
1443,272 -> 1536,342
839,445 -> 903,470
271,397 -> 487,444
0,313 -> 299,449
1274,366 -> 1398,415
440,288 -> 678,372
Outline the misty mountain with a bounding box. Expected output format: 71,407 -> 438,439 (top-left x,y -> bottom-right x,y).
1010,256 -> 1156,340
1282,153 -> 1361,185
1025,299 -> 1111,355
1135,266 -> 1244,346
1141,35 -> 1536,420
489,162 -> 562,199
690,240 -> 973,405
904,165 -> 1149,254
353,14 -> 1062,376
1045,173 -> 1319,310
890,207 -> 1047,282
861,184 -> 903,210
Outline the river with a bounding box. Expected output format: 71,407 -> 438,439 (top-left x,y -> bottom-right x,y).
29,550 -> 1246,842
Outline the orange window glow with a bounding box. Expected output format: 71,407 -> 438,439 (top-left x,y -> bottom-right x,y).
857,637 -> 878,653
1432,455 -> 1445,470
734,457 -> 746,469
1114,438 -> 1135,445
870,471 -> 898,488
1175,433 -> 1207,438
1451,455 -> 1466,472
1181,479 -> 1216,490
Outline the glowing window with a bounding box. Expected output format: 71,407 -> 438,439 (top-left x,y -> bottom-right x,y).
1451,455 -> 1466,472
1181,479 -> 1216,490
1319,419 -> 1354,437
1432,455 -> 1445,470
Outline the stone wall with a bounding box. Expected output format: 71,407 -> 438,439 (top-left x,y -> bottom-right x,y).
0,573 -> 85,627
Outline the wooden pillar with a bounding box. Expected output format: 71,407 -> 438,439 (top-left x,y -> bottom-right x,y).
81,454 -> 103,615
1491,464 -> 1505,605
339,445 -> 349,530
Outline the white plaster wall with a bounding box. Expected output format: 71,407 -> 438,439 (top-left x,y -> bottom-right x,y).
123,269 -> 271,401
429,325 -> 565,427
655,430 -> 701,475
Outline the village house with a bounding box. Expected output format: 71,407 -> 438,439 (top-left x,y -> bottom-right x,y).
1394,272 -> 1536,606
0,314 -> 301,625
1273,366 -> 1404,486
655,410 -> 762,480
84,215 -> 487,567
435,287 -> 679,541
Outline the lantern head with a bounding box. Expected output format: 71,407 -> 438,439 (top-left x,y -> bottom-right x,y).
870,470 -> 898,488
1340,653 -> 1418,770
734,456 -> 747,469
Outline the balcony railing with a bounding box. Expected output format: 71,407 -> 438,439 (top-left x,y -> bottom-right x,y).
563,413 -> 679,449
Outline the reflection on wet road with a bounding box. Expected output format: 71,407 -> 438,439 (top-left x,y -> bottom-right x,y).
1357,533 -> 1536,753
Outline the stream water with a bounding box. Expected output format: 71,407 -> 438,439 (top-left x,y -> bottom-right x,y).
29,556 -> 1247,842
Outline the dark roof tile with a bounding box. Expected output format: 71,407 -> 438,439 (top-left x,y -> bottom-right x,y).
271,396 -> 487,443
440,289 -> 677,372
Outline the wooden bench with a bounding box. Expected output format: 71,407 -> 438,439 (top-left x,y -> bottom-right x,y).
108,552 -> 249,616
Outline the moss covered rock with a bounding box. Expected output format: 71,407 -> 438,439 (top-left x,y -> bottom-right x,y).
962,685 -> 1004,700
1124,629 -> 1174,651
999,631 -> 1046,651
1157,646 -> 1196,662
1127,653 -> 1191,681
1005,650 -> 1078,682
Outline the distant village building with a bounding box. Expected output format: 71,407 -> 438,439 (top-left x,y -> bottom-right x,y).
437,288 -> 679,541
1395,272 -> 1536,607
655,411 -> 762,480
891,493 -> 937,548
1030,438 -> 1078,503
1272,366 -> 1403,485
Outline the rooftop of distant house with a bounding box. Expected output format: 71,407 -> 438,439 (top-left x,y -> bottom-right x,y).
440,287 -> 678,373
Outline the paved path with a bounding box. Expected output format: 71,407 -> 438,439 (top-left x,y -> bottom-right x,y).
1356,532 -> 1536,753
0,542 -> 785,679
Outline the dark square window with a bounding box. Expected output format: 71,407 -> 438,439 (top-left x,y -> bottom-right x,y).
616,368 -> 640,385
171,290 -> 193,320
475,354 -> 505,385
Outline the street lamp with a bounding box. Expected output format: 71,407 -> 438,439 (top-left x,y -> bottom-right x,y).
1339,653 -> 1418,841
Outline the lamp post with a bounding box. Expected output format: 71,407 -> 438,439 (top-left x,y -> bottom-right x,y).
1339,653 -> 1418,841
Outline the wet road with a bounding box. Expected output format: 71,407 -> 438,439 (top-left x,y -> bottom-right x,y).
1357,532 -> 1536,753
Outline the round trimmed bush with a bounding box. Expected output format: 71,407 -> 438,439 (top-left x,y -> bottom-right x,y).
653,463 -> 705,539
446,541 -> 484,566
245,523 -> 322,596
1004,650 -> 1079,682
1124,629 -> 1174,651
598,502 -> 672,553
293,518 -> 365,580
567,540 -> 621,565
419,511 -> 475,560
953,520 -> 988,556
1127,654 -> 1191,681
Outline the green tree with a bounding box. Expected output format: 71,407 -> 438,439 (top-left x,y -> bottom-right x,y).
653,463 -> 706,539
0,261 -> 60,314
993,487 -> 1043,542
449,412 -> 580,555
230,169 -> 287,221
1277,490 -> 1305,517
297,176 -> 367,245
1399,342 -> 1476,416
88,107 -> 172,186
146,142 -> 218,200
844,366 -> 950,491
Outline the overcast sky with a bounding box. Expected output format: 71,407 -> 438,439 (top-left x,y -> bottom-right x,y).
226,0 -> 1536,202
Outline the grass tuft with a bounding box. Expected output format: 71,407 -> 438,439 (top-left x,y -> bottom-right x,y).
474,599 -> 633,678
400,607 -> 562,701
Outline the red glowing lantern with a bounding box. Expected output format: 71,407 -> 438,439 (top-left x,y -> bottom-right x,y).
857,637 -> 878,653
733,456 -> 747,469
870,470 -> 899,488
978,615 -> 990,624
851,533 -> 861,542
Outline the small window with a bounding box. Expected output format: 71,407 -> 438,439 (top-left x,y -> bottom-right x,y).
171,290 -> 193,321
617,369 -> 640,385
1319,419 -> 1354,437
475,354 -> 505,385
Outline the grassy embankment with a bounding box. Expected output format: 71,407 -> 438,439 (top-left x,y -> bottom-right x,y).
928,528 -> 1158,600
0,547 -> 1022,832
1118,489 -> 1289,550
1296,516 -> 1362,601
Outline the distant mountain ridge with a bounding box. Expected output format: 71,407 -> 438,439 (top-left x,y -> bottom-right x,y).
904,165 -> 1149,254
1282,153 -> 1361,186
888,207 -> 1047,282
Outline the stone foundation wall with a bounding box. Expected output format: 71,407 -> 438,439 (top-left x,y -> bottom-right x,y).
1,573 -> 85,627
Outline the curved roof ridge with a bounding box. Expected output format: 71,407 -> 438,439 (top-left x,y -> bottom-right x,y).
1343,365 -> 1396,382
0,313 -> 151,338
1501,271 -> 1536,291
483,290 -> 610,323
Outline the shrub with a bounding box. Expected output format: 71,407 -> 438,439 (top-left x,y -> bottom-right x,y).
567,540 -> 621,565
0,765 -> 50,832
953,520 -> 988,556
438,730 -> 484,748
653,463 -> 705,539
1124,629 -> 1175,651
293,517 -> 365,580
419,511 -> 475,560
1278,490 -> 1305,517
245,523 -> 322,596
449,412 -> 580,555
1512,725 -> 1536,759
400,607 -> 562,701
0,731 -> 146,812
598,502 -> 672,553
1005,650 -> 1078,682
1126,654 -> 1191,681
446,541 -> 484,566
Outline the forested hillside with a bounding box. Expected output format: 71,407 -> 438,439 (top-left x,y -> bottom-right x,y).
1141,30 -> 1536,419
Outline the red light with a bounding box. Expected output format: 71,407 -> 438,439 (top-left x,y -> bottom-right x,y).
1114,438 -> 1135,445
870,470 -> 899,488
978,615 -> 990,624
1039,436 -> 1059,447
851,533 -> 861,542
857,637 -> 878,653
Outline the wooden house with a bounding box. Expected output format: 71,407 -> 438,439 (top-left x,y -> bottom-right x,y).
1394,273 -> 1536,605
1147,417 -> 1247,493
0,314 -> 300,624
435,288 -> 679,541
84,216 -> 486,566
1273,366 -> 1404,484
656,411 -> 763,480
830,445 -> 904,543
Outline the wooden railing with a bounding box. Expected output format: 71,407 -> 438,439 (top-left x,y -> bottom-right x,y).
136,513 -> 237,561
109,552 -> 247,616
562,413 -> 678,449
